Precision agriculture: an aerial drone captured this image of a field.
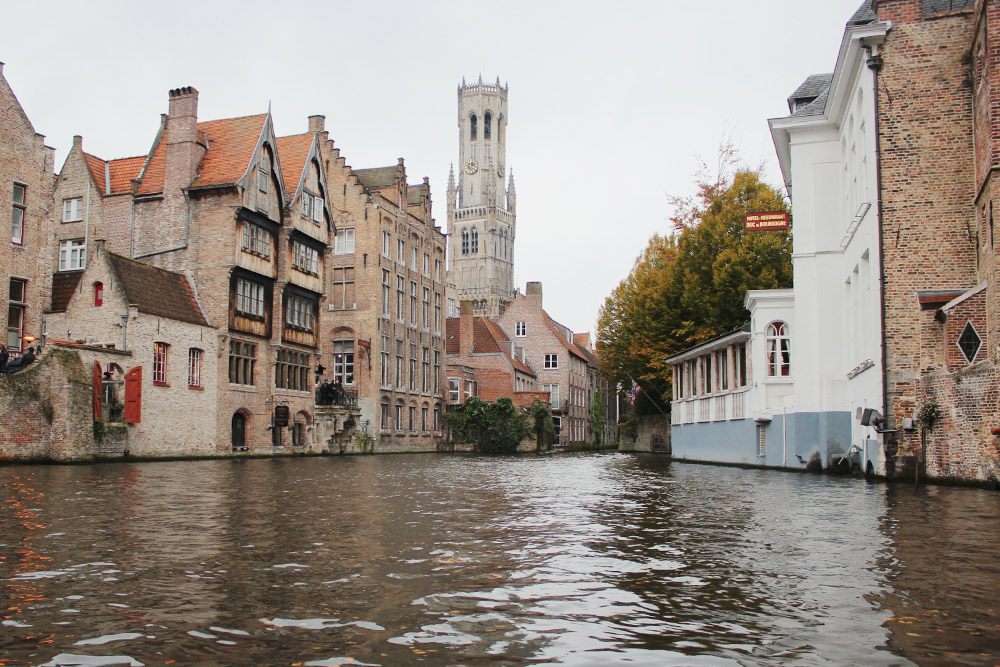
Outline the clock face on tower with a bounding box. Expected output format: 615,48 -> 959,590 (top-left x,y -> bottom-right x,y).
464,158 -> 478,175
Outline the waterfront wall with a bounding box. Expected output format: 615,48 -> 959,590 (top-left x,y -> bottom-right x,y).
0,349 -> 95,462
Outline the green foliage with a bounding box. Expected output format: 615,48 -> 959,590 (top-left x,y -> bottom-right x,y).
445,397 -> 531,455
597,146 -> 792,409
589,398 -> 604,446
918,399 -> 940,431
530,399 -> 556,451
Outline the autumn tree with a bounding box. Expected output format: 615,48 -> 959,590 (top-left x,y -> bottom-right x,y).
597,152 -> 791,410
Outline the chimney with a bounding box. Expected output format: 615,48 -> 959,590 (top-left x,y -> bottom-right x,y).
460,300 -> 474,354
73,135 -> 83,150
308,115 -> 325,133
526,281 -> 543,307
164,86 -> 201,194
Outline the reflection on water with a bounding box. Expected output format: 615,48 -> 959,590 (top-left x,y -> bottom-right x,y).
1,454 -> 999,666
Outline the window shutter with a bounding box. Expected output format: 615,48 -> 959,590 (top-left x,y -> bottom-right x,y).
301,193 -> 311,216
313,197 -> 324,222
92,361 -> 103,423
125,367 -> 142,424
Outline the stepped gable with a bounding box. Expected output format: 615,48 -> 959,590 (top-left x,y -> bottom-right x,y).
49,272 -> 83,313
275,133 -> 314,195
105,253 -> 209,326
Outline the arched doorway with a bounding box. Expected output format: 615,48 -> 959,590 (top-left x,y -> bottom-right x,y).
232,412 -> 246,450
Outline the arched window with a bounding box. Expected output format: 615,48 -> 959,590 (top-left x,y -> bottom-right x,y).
471,228 -> 479,254
766,322 -> 790,377
461,228 -> 469,255
484,112 -> 492,140
470,114 -> 478,141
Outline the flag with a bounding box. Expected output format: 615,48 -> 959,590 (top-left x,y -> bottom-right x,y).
631,380 -> 641,406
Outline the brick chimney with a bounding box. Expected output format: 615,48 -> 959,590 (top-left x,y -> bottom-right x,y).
460,300 -> 474,354
526,281 -> 543,308
308,115 -> 325,133
164,86 -> 202,195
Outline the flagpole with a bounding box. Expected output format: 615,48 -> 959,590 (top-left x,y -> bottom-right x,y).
625,373 -> 670,418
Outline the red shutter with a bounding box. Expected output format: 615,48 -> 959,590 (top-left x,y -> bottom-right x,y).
125,367 -> 142,424
92,361 -> 103,423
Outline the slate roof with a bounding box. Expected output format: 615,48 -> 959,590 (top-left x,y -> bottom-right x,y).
922,0 -> 973,15
49,271 -> 83,313
276,133 -> 314,196
136,114 -> 265,195
792,87 -> 830,117
407,186 -> 423,205
787,73 -> 833,115
106,252 -> 210,326
847,0 -> 877,25
353,166 -> 398,190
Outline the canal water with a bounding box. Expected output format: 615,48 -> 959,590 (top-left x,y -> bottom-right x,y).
2,454 -> 999,667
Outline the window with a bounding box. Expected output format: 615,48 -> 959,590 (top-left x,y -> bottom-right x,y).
381,401 -> 390,430
93,282 -> 103,307
422,287 -> 430,329
382,269 -> 391,317
276,349 -> 310,390
331,267 -> 355,309
423,253 -> 430,276
543,383 -> 560,406
258,166 -> 268,192
59,239 -> 86,271
229,340 -> 257,385
395,403 -> 404,431
435,259 -> 442,282
433,350 -> 440,393
464,380 -> 477,400
312,196 -> 324,223
484,112 -> 492,140
766,322 -> 790,377
396,340 -> 405,389
421,406 -> 428,432
242,223 -> 271,258
958,321 -> 982,363
292,241 -> 319,275
448,378 -> 461,403
7,279 -> 26,352
515,321 -> 526,337
301,192 -> 313,217
470,228 -> 479,254
461,229 -> 469,255
380,335 -> 391,387
397,276 -> 405,321
470,114 -> 478,141
411,245 -> 418,270
409,405 -> 416,431
544,353 -> 558,370
383,231 -> 392,258
434,293 -> 441,333
410,281 -> 418,326
398,238 -> 405,265
737,343 -> 747,387
434,405 -> 441,431
12,184 -> 25,245
334,228 -> 355,254
153,342 -> 169,385
285,294 -> 314,332
235,278 -> 266,317
63,197 -> 83,222
188,348 -> 203,388
333,340 -> 355,385
421,347 -> 430,392
409,343 -> 418,391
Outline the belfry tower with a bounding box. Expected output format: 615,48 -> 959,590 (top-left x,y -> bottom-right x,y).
447,75 -> 516,319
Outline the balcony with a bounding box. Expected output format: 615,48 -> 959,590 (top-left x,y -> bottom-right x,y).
671,387 -> 749,425
315,387 -> 358,409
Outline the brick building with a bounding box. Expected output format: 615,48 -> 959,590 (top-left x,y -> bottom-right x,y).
497,282 -> 590,444
320,134 -> 448,450
1,63 -> 54,358
445,300 -> 537,408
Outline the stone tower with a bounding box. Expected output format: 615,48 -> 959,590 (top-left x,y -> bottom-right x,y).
447,75 -> 516,319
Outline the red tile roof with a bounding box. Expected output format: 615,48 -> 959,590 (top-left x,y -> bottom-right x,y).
106,253 -> 210,326
276,133 -> 314,196
136,114 -> 267,195
107,156 -> 145,194
192,114 -> 267,188
446,316 -> 534,377
82,152 -> 107,195
445,317 -> 460,354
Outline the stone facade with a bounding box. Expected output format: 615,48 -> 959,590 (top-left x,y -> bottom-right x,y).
1,62 -> 54,358
446,77 -> 516,319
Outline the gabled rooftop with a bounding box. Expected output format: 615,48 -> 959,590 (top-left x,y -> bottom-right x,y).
275,133 -> 315,197
106,252 -> 210,326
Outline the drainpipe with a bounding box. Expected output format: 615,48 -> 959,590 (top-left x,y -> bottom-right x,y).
867,45 -> 890,473
782,404 -> 787,468
84,182 -> 90,264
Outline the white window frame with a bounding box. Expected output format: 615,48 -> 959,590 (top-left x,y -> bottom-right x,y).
515,321 -> 526,337
312,196 -> 324,223
334,228 -> 355,255
333,340 -> 355,385
62,197 -> 83,223
383,231 -> 392,258
59,239 -> 87,271
153,342 -> 169,385
544,353 -> 558,370
12,184 -> 25,246
292,240 -> 319,275
188,348 -> 203,388
543,383 -> 559,405
235,277 -> 266,317
285,294 -> 314,332
766,321 -> 791,378
448,377 -> 461,403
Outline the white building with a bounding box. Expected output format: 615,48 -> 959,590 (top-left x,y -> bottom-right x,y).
668,5 -> 890,472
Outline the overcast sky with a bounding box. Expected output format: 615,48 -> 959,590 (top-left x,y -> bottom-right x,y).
4,0 -> 864,336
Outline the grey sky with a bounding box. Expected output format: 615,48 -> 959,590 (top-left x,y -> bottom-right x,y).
4,0 -> 863,336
